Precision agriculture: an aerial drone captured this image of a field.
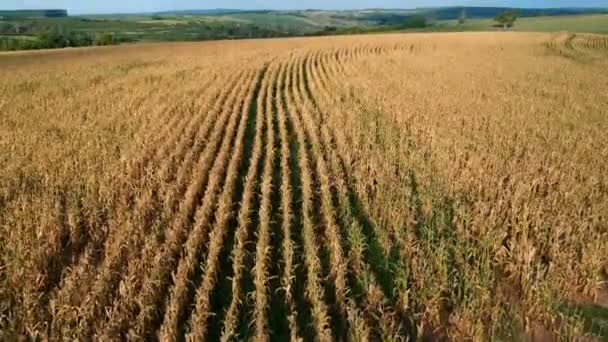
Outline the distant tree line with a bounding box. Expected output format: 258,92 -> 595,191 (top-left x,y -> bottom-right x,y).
0,12 -> 431,52
318,15 -> 427,36
0,31 -> 126,51
0,9 -> 67,19
402,15 -> 427,29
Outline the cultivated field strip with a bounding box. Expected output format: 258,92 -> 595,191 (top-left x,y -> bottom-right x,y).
543,32 -> 608,60
132,69 -> 257,339
101,71 -> 246,339
285,55 -> 333,340
78,72 -> 235,339
12,42 -> 414,341
3,33 -> 607,341
3,40 -> 446,339
218,61 -> 270,342
48,99 -> 203,336
307,47 -> 413,338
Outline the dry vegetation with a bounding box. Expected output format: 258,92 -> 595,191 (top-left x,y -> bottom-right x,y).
1,32 -> 607,341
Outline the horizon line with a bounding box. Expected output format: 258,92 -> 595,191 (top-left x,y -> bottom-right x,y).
1,5 -> 607,16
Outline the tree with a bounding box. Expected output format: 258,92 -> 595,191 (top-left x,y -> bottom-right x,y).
402,15 -> 427,29
95,33 -> 115,46
458,7 -> 467,24
495,11 -> 518,29
13,22 -> 26,34
37,31 -> 68,48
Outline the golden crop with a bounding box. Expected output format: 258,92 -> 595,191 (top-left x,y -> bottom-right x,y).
1,32 -> 607,341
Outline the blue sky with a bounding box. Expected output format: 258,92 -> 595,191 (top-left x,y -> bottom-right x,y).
2,1 -> 607,14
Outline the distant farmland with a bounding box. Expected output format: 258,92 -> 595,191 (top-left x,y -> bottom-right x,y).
1,32 -> 607,340
438,13 -> 608,34
2,7 -> 608,52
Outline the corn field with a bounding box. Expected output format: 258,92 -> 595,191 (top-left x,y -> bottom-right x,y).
1,32 -> 607,341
